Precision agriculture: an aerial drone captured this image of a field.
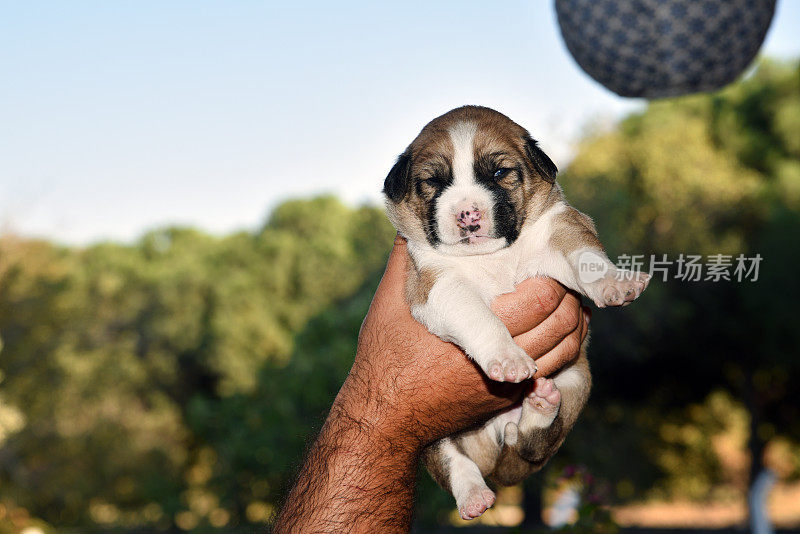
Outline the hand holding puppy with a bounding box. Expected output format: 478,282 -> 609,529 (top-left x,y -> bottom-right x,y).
272,235 -> 587,532
347,235 -> 589,447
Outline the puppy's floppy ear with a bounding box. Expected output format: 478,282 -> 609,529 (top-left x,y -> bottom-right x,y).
383,152 -> 413,202
524,136 -> 558,183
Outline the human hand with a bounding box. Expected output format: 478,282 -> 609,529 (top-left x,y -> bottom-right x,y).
273,235 -> 588,532
338,235 -> 589,453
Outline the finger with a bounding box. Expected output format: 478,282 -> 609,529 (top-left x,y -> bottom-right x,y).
423,360 -> 528,438
492,277 -> 567,336
384,233 -> 409,278
374,234 -> 410,301
580,306 -> 590,342
510,291 -> 582,355
530,319 -> 584,377
475,364 -> 528,411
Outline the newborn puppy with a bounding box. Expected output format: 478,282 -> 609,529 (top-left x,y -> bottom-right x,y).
383,106 -> 649,520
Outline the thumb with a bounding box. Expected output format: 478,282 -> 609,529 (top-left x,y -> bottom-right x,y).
374,234 -> 410,301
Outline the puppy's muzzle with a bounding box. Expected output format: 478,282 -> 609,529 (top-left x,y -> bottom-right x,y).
456,204 -> 483,233
454,202 -> 490,244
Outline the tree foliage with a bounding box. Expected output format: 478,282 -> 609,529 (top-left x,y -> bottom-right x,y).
0,60 -> 798,531
0,197 -> 395,530
558,58 -> 800,501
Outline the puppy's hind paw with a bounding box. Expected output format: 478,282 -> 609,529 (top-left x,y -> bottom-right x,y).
526,377 -> 561,416
458,487 -> 496,520
520,377 -> 561,429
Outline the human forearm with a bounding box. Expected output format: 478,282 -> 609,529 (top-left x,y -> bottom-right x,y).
272,378 -> 418,533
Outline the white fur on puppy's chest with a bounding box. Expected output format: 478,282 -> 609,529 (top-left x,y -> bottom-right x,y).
407,202 -> 574,384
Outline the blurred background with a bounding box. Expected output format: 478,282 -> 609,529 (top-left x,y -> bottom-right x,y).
1,1 -> 799,532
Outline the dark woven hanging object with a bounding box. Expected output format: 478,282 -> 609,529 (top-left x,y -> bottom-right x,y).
555,0 -> 777,98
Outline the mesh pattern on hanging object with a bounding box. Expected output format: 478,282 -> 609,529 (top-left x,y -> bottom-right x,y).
555,0 -> 776,98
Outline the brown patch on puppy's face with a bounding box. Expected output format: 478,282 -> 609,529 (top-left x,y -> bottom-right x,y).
384,106 -> 557,256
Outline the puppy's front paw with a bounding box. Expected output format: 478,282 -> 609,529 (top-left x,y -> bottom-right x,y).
482,343 -> 537,383
457,486 -> 496,520
588,270 -> 650,307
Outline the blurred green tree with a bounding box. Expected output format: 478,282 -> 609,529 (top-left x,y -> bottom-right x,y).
0,197 -> 395,530
0,59 -> 797,532
557,58 -> 800,513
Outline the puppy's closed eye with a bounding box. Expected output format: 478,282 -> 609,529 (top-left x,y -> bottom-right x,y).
422,174 -> 448,187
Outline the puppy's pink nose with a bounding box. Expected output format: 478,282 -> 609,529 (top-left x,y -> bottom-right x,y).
456,206 -> 482,231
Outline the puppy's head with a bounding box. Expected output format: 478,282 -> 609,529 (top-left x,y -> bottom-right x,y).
383,106 -> 557,256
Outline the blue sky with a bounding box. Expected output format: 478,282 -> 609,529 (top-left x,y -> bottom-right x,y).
2,1 -> 799,244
